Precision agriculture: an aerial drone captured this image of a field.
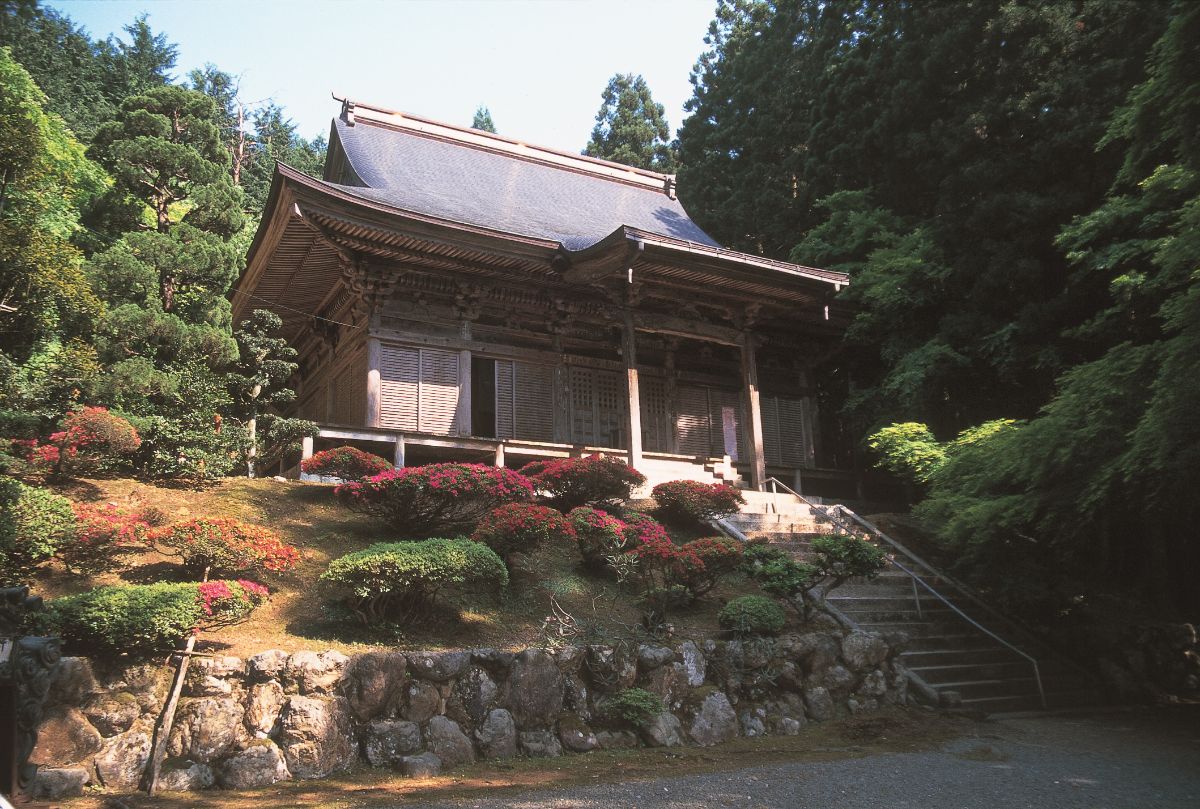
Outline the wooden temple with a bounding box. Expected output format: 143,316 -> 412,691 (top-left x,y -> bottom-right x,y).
233,97 -> 852,493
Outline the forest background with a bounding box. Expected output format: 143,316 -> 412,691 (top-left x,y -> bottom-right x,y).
1,0 -> 1197,631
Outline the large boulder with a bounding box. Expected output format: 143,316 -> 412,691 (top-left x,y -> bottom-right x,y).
93,727 -> 151,788
687,691 -> 738,747
246,680 -> 287,738
641,711 -> 684,748
361,720 -> 422,767
793,633 -> 842,677
406,651 -> 470,683
841,632 -> 889,671
638,644 -> 676,670
402,679 -> 443,723
557,714 -> 599,752
585,645 -> 637,692
427,716 -> 475,768
507,649 -> 563,728
518,729 -> 562,757
30,767 -> 89,799
342,651 -> 407,721
31,707 -> 102,766
46,657 -> 98,707
475,709 -> 517,759
803,686 -> 835,721
447,666 -> 499,727
82,692 -> 141,737
678,641 -> 706,687
284,650 -> 349,694
247,649 -> 290,681
277,695 -> 355,779
217,740 -> 291,789
184,656 -> 244,697
167,697 -> 247,763
400,752 -> 442,778
595,730 -> 638,749
158,761 -> 215,792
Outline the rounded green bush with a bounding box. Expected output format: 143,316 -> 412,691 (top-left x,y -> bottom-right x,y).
0,477 -> 76,585
321,538 -> 508,626
600,687 -> 666,728
718,594 -> 787,636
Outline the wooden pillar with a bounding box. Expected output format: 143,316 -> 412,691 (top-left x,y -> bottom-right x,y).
552,336 -> 572,443
740,333 -> 766,491
393,435 -> 405,468
366,337 -> 382,428
664,344 -> 679,454
301,435 -> 314,462
494,443 -> 505,468
622,309 -> 643,470
457,321 -> 472,437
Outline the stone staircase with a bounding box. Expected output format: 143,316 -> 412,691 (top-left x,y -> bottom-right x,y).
722,490 -> 1104,713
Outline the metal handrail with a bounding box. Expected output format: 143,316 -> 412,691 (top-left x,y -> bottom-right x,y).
763,477 -> 1047,709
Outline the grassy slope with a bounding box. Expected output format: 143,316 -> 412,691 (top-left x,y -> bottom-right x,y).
40,478 -> 759,659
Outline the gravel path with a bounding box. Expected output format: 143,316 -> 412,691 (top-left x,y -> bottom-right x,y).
387,707 -> 1200,809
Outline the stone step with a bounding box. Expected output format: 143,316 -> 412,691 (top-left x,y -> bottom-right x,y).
959,688 -> 1104,713
909,660 -> 1038,685
905,633 -> 1016,652
901,647 -> 1022,668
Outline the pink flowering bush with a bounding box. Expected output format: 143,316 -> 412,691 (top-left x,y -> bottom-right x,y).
651,480 -> 746,524
335,463 -> 534,538
301,445 -> 392,480
153,518 -> 300,576
60,502 -> 159,573
54,407 -> 142,476
471,503 -> 577,559
197,579 -> 271,625
522,454 -> 646,509
567,506 -> 634,570
677,536 -> 744,598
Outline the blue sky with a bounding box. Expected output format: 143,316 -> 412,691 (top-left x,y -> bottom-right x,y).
51,0 -> 717,152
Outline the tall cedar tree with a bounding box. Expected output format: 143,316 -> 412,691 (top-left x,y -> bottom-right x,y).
228,309 -> 298,478
471,106 -> 497,133
584,73 -> 676,172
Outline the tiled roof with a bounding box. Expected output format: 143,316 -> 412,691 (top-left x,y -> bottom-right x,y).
326,111 -> 721,252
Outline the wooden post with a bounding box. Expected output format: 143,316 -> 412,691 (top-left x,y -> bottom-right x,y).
622,309 -> 643,470
664,344 -> 679,454
301,435 -> 314,462
552,337 -> 572,443
740,333 -> 767,491
457,321 -> 472,437
494,442 -> 505,468
366,337 -> 382,428
393,435 -> 405,468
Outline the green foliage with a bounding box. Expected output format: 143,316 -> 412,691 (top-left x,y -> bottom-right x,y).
320,539 -> 508,626
600,687 -> 665,728
583,73 -> 676,172
228,309 -> 298,477
741,534 -> 885,621
866,423 -> 945,486
471,105 -> 496,133
718,595 -> 786,636
0,476 -> 75,583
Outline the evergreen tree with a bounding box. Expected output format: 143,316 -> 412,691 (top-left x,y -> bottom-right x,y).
471,105 -> 496,133
584,73 -> 676,172
228,309 -> 297,478
97,13 -> 176,99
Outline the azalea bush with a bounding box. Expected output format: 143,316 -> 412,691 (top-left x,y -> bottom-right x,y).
53,406 -> 142,476
471,503 -> 576,559
566,506 -> 635,570
522,454 -> 645,509
321,538 -> 508,626
620,533 -> 705,615
678,536 -> 744,598
0,477 -> 76,585
719,594 -> 787,636
335,463 -> 534,537
60,501 -> 159,573
42,579 -> 270,656
153,517 -> 300,577
300,445 -> 391,480
651,480 -> 745,524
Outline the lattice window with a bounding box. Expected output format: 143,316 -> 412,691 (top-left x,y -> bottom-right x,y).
639,376 -> 670,452
570,366 -> 595,444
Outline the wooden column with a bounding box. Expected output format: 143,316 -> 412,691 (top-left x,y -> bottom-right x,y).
366,337 -> 382,428
301,435 -> 314,462
393,435 -> 405,468
664,343 -> 680,454
552,335 -> 572,443
494,443 -> 505,468
457,321 -> 472,437
740,333 -> 767,490
622,309 -> 643,470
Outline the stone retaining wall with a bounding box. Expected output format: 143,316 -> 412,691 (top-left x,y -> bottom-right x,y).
30,628 -> 908,798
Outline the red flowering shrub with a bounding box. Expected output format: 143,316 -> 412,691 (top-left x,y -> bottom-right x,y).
620,534 -> 706,615
301,445 -> 392,480
522,454 -> 646,509
651,480 -> 746,524
335,463 -> 534,538
60,502 -> 157,573
678,536 -> 744,598
471,503 -> 577,559
153,518 -> 300,576
567,506 -> 633,569
53,407 -> 142,475
197,579 -> 271,625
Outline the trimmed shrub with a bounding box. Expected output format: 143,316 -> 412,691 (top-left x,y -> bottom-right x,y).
621,534 -> 705,615
471,503 -> 577,559
652,480 -> 745,524
740,533 -> 886,621
61,502 -> 156,573
320,538 -> 508,626
300,445 -> 391,480
719,595 -> 787,636
153,518 -> 300,576
335,463 -> 534,538
0,477 -> 76,584
566,506 -> 632,569
522,454 -> 645,509
43,580 -> 269,656
678,536 -> 744,598
53,406 -> 142,475
600,687 -> 665,728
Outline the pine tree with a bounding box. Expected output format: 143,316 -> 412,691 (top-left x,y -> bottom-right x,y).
471,105 -> 496,133
584,73 -> 676,172
228,309 -> 298,477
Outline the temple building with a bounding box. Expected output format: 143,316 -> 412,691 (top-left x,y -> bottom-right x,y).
234,97 -> 852,493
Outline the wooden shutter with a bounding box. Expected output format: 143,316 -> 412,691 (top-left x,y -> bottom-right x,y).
778,397 -> 808,467
380,345 -> 419,431
419,347 -> 460,435
639,375 -> 669,452
514,361 -> 554,441
676,385 -> 711,456
331,355 -> 365,426
495,359 -> 516,439
708,388 -> 745,460
762,396 -> 783,466
594,368 -> 624,448
570,366 -> 596,444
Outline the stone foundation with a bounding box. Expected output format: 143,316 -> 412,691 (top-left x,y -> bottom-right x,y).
30,629 -> 909,796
